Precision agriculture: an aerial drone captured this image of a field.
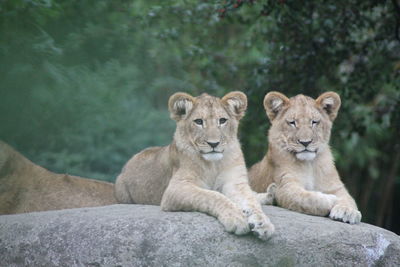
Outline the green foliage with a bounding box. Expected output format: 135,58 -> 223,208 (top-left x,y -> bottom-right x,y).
220,0 -> 400,231
0,0 -> 399,231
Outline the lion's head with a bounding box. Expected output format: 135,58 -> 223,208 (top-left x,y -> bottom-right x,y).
168,91 -> 247,161
263,91 -> 341,161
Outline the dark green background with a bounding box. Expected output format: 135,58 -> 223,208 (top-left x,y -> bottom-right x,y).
1,0 -> 399,234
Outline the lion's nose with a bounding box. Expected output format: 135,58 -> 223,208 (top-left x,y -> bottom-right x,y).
207,142 -> 220,148
298,140 -> 312,147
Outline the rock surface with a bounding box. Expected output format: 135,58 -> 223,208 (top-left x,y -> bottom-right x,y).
0,204 -> 399,266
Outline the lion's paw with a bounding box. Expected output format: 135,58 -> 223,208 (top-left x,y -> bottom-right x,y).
257,183 -> 277,205
265,183 -> 277,204
329,204 -> 362,224
248,213 -> 275,240
218,209 -> 250,235
266,183 -> 277,195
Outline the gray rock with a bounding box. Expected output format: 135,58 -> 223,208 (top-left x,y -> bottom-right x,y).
0,205 -> 399,267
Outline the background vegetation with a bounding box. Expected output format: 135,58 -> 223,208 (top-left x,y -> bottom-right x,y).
1,0 -> 399,234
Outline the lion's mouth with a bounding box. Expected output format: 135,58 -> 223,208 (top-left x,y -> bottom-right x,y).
298,149 -> 316,153
201,150 -> 224,161
201,149 -> 224,154
295,150 -> 317,161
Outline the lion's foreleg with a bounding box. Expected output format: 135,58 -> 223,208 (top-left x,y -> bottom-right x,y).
275,180 -> 337,216
222,181 -> 275,240
218,166 -> 275,240
161,179 -> 250,235
222,182 -> 264,215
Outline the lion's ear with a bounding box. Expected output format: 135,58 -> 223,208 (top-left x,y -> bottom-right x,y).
221,91 -> 248,120
168,92 -> 195,121
316,92 -> 341,121
263,91 -> 290,121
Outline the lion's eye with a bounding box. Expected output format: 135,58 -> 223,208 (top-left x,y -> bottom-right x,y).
288,120 -> 296,127
194,119 -> 203,125
312,120 -> 320,126
219,118 -> 228,124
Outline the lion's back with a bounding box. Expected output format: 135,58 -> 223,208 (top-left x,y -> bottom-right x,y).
0,141 -> 117,214
114,146 -> 174,205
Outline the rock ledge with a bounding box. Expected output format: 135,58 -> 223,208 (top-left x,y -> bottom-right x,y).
1,205 -> 399,266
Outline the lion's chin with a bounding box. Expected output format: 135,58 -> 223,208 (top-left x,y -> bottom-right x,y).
295,151 -> 316,161
201,152 -> 224,161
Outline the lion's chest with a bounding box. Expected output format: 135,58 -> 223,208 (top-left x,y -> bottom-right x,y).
303,175 -> 315,190
298,166 -> 331,191
196,166 -> 221,190
296,165 -> 316,190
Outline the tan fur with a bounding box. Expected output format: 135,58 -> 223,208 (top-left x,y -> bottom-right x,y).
0,141 -> 117,214
249,91 -> 362,224
115,92 -> 274,240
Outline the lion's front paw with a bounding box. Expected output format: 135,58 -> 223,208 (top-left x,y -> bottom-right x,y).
248,213 -> 275,240
218,209 -> 250,235
257,183 -> 277,205
329,205 -> 362,224
266,183 -> 277,195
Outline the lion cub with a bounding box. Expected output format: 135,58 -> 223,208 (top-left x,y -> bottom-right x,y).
115,92 -> 274,240
250,91 -> 362,224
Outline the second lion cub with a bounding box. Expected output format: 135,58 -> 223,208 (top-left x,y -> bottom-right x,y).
115,91 -> 274,240
250,91 -> 361,224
